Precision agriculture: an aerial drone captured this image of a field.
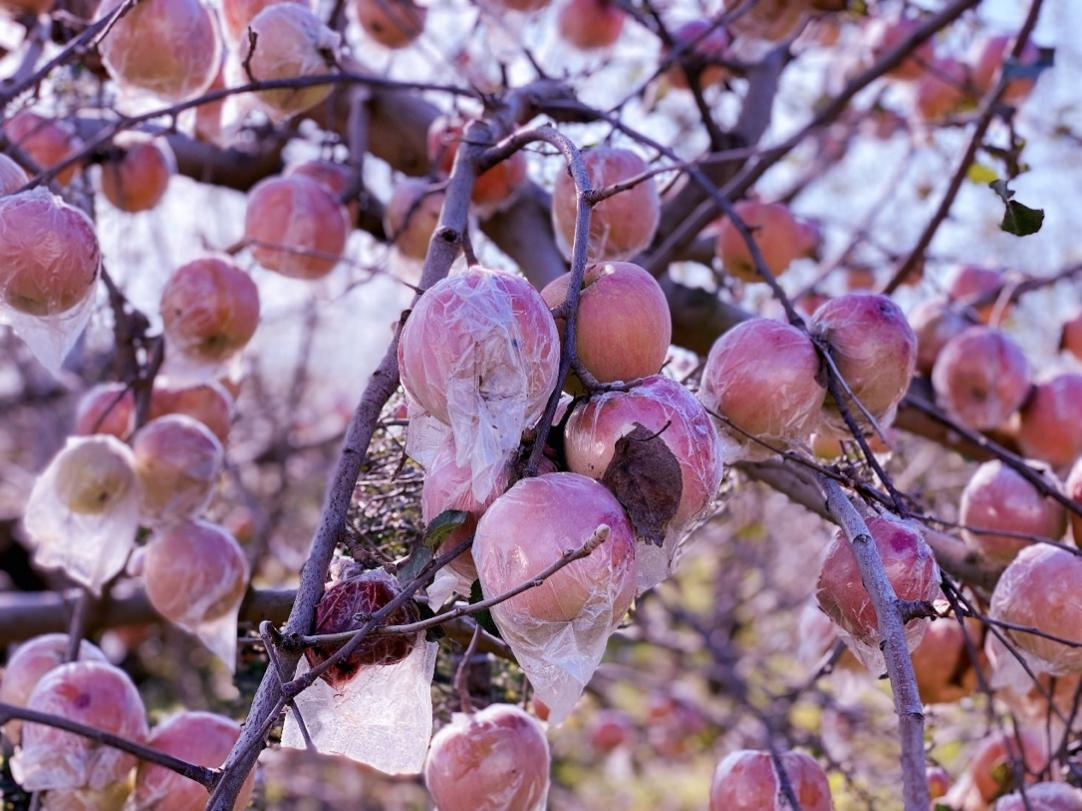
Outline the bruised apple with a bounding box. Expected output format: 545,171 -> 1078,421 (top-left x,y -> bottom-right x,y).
244,175 -> 350,279
132,414 -> 224,524
2,111 -> 82,186
816,516 -> 939,659
134,712 -> 253,811
240,5 -> 340,119
12,661 -> 148,792
715,200 -> 811,283
73,383 -> 134,438
427,117 -> 527,211
959,461 -> 1066,565
160,257 -> 260,365
473,472 -> 636,624
810,293 -> 917,429
383,177 -> 444,260
908,297 -> 972,375
0,188 -> 100,316
305,568 -> 418,689
424,703 -> 550,811
699,317 -> 824,453
557,0 -> 624,50
0,634 -> 106,744
149,380 -> 233,444
709,749 -> 833,811
97,0 -> 219,102
931,326 -> 1030,430
353,0 -> 426,48
143,521 -> 249,626
99,134 -> 174,213
565,375 -> 724,528
397,267 -> 559,427
664,20 -> 731,89
990,544 -> 1082,675
53,436 -> 136,515
551,146 -> 659,262
540,262 -> 671,388
1013,374 -> 1082,469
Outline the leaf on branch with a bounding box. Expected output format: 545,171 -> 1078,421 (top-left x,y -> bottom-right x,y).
966,162 -> 998,185
469,580 -> 500,638
989,180 -> 1044,236
601,422 -> 682,548
424,509 -> 469,549
397,543 -> 433,587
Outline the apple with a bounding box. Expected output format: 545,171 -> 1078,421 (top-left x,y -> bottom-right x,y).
143,520 -> 249,625
551,146 -> 660,262
908,297 -> 972,376
244,175 -> 350,279
240,5 -> 340,119
397,266 -> 559,427
969,34 -> 1042,104
910,617 -> 980,704
473,472 -> 637,624
810,293 -> 917,429
866,15 -> 936,81
383,177 -> 445,261
990,544 -> 1082,675
1013,374 -> 1082,469
816,516 -> 939,651
97,0 -> 219,102
353,0 -> 426,48
663,20 -> 731,89
134,711 -> 253,811
99,134 -> 174,213
2,111 -> 82,186
0,188 -> 100,316
966,728 -> 1045,803
73,383 -> 135,439
160,256 -> 260,365
931,326 -> 1031,430
132,414 -> 224,524
424,703 -> 550,811
994,782 -> 1082,811
1066,459 -> 1082,545
12,661 -> 148,792
699,317 -> 824,453
588,709 -> 634,753
540,261 -> 671,389
220,0 -> 307,42
709,749 -> 833,811
0,153 -> 29,193
947,264 -> 1002,323
557,0 -> 624,50
915,57 -> 972,122
1059,311 -> 1082,361
959,460 -> 1067,565
427,116 -> 527,211
53,436 -> 136,515
148,380 -> 233,445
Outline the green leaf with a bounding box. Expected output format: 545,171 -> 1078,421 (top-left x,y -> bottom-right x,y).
469,580 -> 501,638
966,162 -> 999,184
397,543 -> 433,587
1000,199 -> 1045,236
423,509 -> 469,549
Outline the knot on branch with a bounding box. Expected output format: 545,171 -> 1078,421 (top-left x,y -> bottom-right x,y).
898,599 -> 938,623
435,225 -> 460,245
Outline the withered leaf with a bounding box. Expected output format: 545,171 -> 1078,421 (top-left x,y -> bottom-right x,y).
601,422 -> 682,548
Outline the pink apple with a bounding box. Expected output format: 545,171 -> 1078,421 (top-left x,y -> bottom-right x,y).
931,326 -> 1030,430
1014,374 -> 1082,468
709,749 -> 833,811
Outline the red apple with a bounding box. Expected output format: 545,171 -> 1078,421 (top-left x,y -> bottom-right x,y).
353,0 -> 426,48
663,19 -> 731,89
2,111 -> 82,186
160,256 -> 260,365
134,711 -> 254,811
12,661 -> 148,792
699,317 -> 824,453
0,153 -> 29,194
557,0 -> 624,50
947,264 -> 1002,323
132,414 -> 224,524
0,188 -> 100,316
931,326 -> 1031,430
99,134 -> 174,213
1066,459 -> 1082,545
967,728 -> 1045,803
564,375 -> 725,528
1014,374 -> 1082,469
969,34 -> 1042,104
143,520 -> 249,626
73,383 -> 135,439
915,57 -> 972,122
588,708 -> 634,753
473,472 -> 637,624
1059,311 -> 1082,361
383,177 -> 444,260
244,175 -> 350,279
97,0 -> 220,102
551,146 -> 660,262
715,200 -> 808,283
810,293 -> 917,429
709,749 -> 833,811
427,116 -> 527,211
220,0 -> 307,42
960,460 -> 1067,565
148,380 -> 233,445
908,297 -> 972,376
910,617 -> 980,704
424,703 -> 550,811
994,782 -> 1082,811
926,766 -> 951,800
816,516 -> 939,653
397,266 -> 559,427
540,261 -> 671,388
990,544 -> 1082,675
866,15 -> 936,81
